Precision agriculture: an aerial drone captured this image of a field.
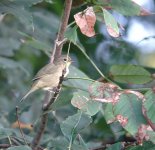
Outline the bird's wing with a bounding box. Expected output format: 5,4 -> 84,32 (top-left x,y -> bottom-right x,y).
32,63 -> 58,81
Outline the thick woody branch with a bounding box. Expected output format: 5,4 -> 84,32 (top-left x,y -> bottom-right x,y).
31,0 -> 72,149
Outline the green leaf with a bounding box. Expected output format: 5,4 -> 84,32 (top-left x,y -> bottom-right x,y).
71,90 -> 101,116
0,57 -> 29,75
110,0 -> 140,16
110,65 -> 152,84
51,88 -> 75,111
47,137 -> 69,150
76,135 -> 89,150
1,0 -> 43,8
7,146 -> 32,150
65,25 -> 78,44
146,131 -> 155,144
113,94 -> 146,135
15,0 -> 43,7
0,38 -> 21,57
102,9 -> 119,37
45,0 -> 53,3
0,0 -> 33,27
104,103 -> 115,123
60,111 -> 92,142
106,142 -> 123,150
144,90 -> 155,124
24,39 -> 51,56
0,127 -> 14,139
64,65 -> 93,91
72,135 -> 89,150
126,141 -> 155,150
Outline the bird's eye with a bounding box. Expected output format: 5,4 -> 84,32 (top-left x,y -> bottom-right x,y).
63,58 -> 67,62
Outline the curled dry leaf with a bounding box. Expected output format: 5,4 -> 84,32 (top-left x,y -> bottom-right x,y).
116,114 -> 128,127
123,90 -> 145,101
89,82 -> 121,104
74,7 -> 96,37
107,26 -> 120,37
89,82 -> 145,105
135,124 -> 151,145
142,105 -> 155,131
12,121 -> 33,131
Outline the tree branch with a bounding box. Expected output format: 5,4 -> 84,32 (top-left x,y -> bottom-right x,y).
51,0 -> 73,62
30,0 -> 72,149
0,144 -> 11,149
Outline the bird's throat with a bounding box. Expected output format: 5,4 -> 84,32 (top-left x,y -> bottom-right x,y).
64,66 -> 69,77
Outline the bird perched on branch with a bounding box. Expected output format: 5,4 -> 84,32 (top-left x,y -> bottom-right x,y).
20,55 -> 72,102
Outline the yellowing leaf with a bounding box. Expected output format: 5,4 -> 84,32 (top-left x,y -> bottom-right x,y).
103,9 -> 120,37
12,121 -> 33,131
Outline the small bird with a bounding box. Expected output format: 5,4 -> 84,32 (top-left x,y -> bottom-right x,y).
20,55 -> 72,102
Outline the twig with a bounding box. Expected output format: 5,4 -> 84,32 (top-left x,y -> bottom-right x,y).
16,106 -> 28,145
0,144 -> 11,149
11,137 -> 22,146
51,0 -> 73,62
31,0 -> 72,149
7,136 -> 12,146
15,109 -> 27,144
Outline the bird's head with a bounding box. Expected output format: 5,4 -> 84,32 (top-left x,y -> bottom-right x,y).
54,55 -> 72,68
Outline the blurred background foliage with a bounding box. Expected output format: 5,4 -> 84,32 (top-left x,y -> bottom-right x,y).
0,0 -> 155,149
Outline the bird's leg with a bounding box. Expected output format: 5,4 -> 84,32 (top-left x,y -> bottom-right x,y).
53,87 -> 61,94
63,77 -> 68,81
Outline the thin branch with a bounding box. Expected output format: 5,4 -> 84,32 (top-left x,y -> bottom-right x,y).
31,113 -> 48,149
67,77 -> 95,82
75,43 -> 121,88
0,144 -> 11,149
16,106 -> 28,145
51,0 -> 73,62
31,0 -> 72,149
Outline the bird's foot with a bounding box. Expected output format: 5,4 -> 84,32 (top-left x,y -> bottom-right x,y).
63,77 -> 68,81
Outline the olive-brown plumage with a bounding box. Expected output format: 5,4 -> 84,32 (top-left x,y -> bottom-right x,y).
20,55 -> 72,102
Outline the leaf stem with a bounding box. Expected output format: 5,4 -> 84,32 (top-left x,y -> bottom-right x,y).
63,84 -> 89,92
67,21 -> 76,28
124,87 -> 151,92
67,77 -> 95,82
75,43 -> 121,88
68,111 -> 82,150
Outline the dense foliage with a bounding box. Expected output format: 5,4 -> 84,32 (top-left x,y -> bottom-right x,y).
0,0 -> 155,149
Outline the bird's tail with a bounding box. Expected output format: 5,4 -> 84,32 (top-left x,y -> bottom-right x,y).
20,88 -> 36,102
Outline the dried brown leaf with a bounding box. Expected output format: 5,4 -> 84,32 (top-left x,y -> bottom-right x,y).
74,7 -> 96,37
12,121 -> 33,131
116,114 -> 128,127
